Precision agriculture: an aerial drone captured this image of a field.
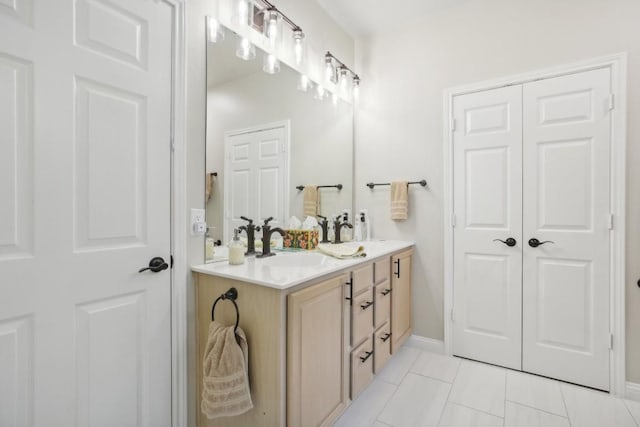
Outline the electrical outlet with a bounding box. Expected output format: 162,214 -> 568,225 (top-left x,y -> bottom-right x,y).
191,208 -> 206,236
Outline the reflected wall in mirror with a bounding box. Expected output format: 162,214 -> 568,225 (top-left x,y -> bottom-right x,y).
205,22 -> 354,262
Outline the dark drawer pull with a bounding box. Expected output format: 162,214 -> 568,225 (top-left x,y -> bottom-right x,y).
381,288 -> 391,296
359,350 -> 374,363
360,301 -> 374,310
381,332 -> 392,342
394,259 -> 400,278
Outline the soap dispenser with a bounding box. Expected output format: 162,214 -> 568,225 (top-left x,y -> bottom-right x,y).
341,210 -> 352,241
228,228 -> 245,265
359,209 -> 370,241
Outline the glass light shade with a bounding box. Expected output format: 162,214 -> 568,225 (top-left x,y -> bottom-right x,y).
233,0 -> 251,27
352,75 -> 360,99
314,84 -> 326,100
264,9 -> 281,49
236,37 -> 256,61
339,67 -> 349,93
206,17 -> 225,43
297,74 -> 311,92
263,53 -> 280,74
324,56 -> 335,84
292,29 -> 306,66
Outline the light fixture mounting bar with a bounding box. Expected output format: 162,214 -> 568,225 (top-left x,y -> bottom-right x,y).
256,0 -> 299,31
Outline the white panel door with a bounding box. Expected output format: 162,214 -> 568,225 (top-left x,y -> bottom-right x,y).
522,68 -> 611,390
225,124 -> 288,240
0,1 -> 173,426
452,85 -> 523,370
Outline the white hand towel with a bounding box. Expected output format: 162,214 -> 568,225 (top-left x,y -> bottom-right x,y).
390,181 -> 408,220
303,186 -> 320,217
318,243 -> 366,259
201,321 -> 253,419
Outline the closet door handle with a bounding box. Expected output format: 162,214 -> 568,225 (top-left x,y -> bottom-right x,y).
493,238 -> 517,247
528,238 -> 554,248
394,259 -> 400,278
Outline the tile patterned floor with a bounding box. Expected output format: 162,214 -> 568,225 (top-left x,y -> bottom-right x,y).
334,345 -> 640,427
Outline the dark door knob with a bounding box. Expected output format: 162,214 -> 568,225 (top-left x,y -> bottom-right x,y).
528,238 -> 554,248
494,238 -> 517,247
138,257 -> 169,273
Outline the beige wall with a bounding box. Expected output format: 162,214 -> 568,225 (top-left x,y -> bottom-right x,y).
186,1 -> 354,424
354,0 -> 640,382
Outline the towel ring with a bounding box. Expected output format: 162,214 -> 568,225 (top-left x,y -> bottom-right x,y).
211,287 -> 240,333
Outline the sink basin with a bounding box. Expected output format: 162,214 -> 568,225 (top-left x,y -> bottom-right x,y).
260,252 -> 336,268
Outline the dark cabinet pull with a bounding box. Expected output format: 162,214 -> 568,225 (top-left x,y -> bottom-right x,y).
345,278 -> 353,304
381,332 -> 392,342
493,237 -> 517,247
360,301 -> 374,310
381,288 -> 392,296
359,350 -> 374,363
394,259 -> 400,278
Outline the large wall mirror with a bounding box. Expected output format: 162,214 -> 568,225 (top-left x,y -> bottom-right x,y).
205,22 -> 354,262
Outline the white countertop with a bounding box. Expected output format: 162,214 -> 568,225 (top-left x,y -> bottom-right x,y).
191,240 -> 414,290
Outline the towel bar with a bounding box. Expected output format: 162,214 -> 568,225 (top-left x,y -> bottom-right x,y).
366,180 -> 427,189
296,184 -> 343,191
211,287 -> 240,332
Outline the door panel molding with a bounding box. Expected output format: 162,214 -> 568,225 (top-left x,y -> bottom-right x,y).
443,53 -> 627,395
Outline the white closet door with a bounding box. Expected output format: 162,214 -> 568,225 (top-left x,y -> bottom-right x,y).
522,68 -> 611,390
225,125 -> 288,240
452,85 -> 523,370
0,1 -> 173,426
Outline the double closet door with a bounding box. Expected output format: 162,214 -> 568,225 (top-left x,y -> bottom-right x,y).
452,68 -> 612,391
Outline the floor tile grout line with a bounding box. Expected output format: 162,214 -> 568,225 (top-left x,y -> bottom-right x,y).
446,401 -> 506,420
505,400 -> 571,419
435,365 -> 458,426
622,400 -> 640,427
558,384 -> 573,427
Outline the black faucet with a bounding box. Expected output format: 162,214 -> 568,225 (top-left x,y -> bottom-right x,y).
257,217 -> 286,258
333,216 -> 353,244
238,216 -> 260,255
317,215 -> 330,243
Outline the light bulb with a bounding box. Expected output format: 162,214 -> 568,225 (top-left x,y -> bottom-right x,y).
263,53 -> 280,74
236,37 -> 256,61
207,17 -> 225,43
297,74 -> 311,92
265,9 -> 279,48
235,0 -> 250,27
324,54 -> 335,83
293,28 -> 305,66
352,75 -> 360,99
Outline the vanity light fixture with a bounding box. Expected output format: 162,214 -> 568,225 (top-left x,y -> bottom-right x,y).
292,28 -> 306,66
234,0 -> 251,27
264,7 -> 280,48
236,37 -> 256,61
352,75 -> 361,99
207,16 -> 225,43
324,53 -> 336,84
263,52 -> 281,74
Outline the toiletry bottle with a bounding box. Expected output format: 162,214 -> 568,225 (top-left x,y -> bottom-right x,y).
359,212 -> 368,241
342,211 -> 352,241
327,215 -> 335,242
228,228 -> 245,265
354,213 -> 363,241
205,227 -> 215,261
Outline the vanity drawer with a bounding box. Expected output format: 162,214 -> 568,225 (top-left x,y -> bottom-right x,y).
351,337 -> 374,399
374,322 -> 392,374
352,288 -> 374,346
352,263 -> 373,296
374,280 -> 392,329
374,257 -> 390,285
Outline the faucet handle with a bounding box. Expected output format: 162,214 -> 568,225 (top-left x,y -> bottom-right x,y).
262,217 -> 274,226
240,216 -> 253,225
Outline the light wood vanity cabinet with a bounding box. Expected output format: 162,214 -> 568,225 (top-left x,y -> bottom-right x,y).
391,250 -> 413,353
194,245 -> 413,427
287,274 -> 349,427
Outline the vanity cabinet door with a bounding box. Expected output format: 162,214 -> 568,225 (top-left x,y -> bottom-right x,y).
351,337 -> 374,399
352,263 -> 373,295
391,250 -> 413,353
374,321 -> 392,374
287,274 -> 349,427
352,288 -> 374,346
374,257 -> 390,285
374,280 -> 392,329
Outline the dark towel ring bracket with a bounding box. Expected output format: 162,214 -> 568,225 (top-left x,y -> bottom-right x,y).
211,287 -> 240,333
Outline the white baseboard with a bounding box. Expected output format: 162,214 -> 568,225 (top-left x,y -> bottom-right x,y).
627,382 -> 640,402
406,335 -> 445,354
